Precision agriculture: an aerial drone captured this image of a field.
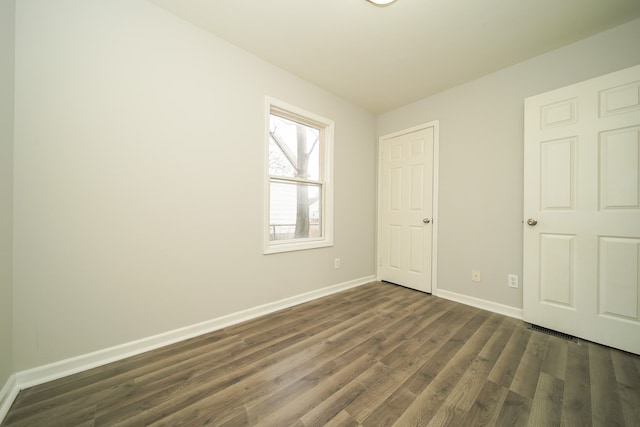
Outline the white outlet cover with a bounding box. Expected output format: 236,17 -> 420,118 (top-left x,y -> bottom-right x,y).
471,269 -> 481,282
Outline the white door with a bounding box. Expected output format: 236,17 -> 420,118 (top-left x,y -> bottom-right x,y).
523,64 -> 640,355
378,123 -> 437,293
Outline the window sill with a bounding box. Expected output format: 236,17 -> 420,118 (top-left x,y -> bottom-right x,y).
264,238 -> 333,254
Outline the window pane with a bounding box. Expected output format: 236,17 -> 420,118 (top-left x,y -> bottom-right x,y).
269,180 -> 322,241
269,115 -> 320,180
268,139 -> 296,177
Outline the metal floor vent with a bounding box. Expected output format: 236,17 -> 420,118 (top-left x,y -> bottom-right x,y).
528,324 -> 578,342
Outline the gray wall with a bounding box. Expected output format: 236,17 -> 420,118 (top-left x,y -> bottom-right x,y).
12,0 -> 376,370
7,0 -> 640,377
378,17 -> 640,310
0,0 -> 15,388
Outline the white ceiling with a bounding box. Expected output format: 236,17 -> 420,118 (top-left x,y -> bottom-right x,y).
149,0 -> 640,114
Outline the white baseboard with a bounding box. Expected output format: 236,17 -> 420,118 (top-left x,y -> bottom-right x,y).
2,275 -> 375,424
435,288 -> 523,320
0,374 -> 18,424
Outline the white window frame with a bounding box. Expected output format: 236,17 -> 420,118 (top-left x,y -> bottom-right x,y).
264,97 -> 334,254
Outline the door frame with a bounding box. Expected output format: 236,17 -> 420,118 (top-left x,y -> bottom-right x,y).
376,120 -> 440,294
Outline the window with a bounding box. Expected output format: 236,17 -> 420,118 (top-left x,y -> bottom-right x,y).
264,98 -> 334,254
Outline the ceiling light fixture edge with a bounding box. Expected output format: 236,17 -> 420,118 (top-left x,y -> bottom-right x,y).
367,0 -> 397,5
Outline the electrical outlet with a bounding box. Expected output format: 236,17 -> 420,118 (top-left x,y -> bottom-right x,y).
471,269 -> 481,282
508,274 -> 519,288
334,258 -> 341,269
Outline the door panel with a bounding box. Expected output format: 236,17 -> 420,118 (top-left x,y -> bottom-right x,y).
410,165 -> 424,210
378,125 -> 437,293
599,237 -> 640,320
389,226 -> 401,269
524,64 -> 640,355
600,81 -> 640,116
600,127 -> 640,209
539,233 -> 575,308
540,138 -> 576,210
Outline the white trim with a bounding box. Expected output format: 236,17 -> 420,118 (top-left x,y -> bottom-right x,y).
431,122 -> 440,295
0,374 -> 19,424
263,96 -> 334,254
0,275 -> 374,425
435,288 -> 524,320
378,121 -> 440,140
376,120 -> 440,294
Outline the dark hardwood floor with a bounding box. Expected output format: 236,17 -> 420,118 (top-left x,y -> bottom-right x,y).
3,281 -> 639,426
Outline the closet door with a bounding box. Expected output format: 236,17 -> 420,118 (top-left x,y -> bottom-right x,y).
378,123 -> 437,293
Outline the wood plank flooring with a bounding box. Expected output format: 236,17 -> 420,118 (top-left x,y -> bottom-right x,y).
3,281 -> 639,426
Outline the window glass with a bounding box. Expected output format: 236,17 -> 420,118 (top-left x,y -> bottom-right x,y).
269,181 -> 322,241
